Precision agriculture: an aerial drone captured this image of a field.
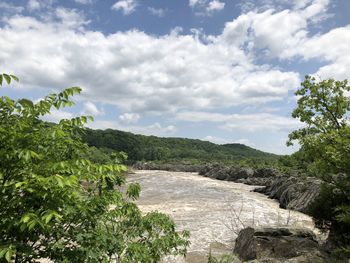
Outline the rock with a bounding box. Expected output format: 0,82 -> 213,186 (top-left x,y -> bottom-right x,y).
254,176 -> 322,213
234,227 -> 326,262
254,168 -> 282,178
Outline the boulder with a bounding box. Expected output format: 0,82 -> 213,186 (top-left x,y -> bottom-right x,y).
254,168 -> 282,178
234,227 -> 326,262
254,177 -> 322,213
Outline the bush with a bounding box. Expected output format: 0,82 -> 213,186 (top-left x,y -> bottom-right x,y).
0,74 -> 189,262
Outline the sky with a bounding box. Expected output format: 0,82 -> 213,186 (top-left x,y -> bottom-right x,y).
0,0 -> 349,154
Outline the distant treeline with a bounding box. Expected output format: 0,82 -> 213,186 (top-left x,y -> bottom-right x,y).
81,128 -> 279,164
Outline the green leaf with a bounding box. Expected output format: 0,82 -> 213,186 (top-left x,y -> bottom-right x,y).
21,214 -> 31,223
18,99 -> 34,109
3,74 -> 11,85
10,74 -> 19,82
0,74 -> 3,86
5,250 -> 12,262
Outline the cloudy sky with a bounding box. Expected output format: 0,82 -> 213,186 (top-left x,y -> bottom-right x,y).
0,0 -> 349,154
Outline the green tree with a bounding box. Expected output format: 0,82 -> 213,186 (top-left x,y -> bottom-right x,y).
0,73 -> 189,262
288,75 -> 350,253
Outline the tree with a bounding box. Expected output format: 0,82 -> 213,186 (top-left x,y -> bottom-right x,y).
0,73 -> 189,262
288,75 -> 350,254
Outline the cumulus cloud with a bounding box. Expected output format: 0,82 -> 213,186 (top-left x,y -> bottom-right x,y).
203,135 -> 229,144
176,111 -> 300,132
0,2 -> 24,13
148,7 -> 166,17
111,0 -> 137,15
226,0 -> 330,58
26,0 -> 55,12
220,113 -> 300,132
286,25 -> 350,80
202,136 -> 256,147
87,120 -> 176,136
27,0 -> 40,11
190,0 -> 225,15
206,0 -> 225,12
233,138 -> 256,147
41,109 -> 75,123
229,0 -> 349,82
74,0 -> 93,4
119,113 -> 140,124
55,7 -> 90,29
189,0 -> 205,7
82,101 -> 103,116
0,12 -> 300,116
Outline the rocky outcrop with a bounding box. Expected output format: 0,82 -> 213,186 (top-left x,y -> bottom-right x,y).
254,176 -> 322,213
234,227 -> 327,262
199,164 -> 281,185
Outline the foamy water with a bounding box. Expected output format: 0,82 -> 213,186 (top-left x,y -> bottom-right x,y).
128,170 -> 317,262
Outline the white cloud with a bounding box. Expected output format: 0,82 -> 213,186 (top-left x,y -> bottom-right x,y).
27,0 -> 40,11
82,101 -> 103,116
55,7 -> 90,29
203,135 -> 229,144
233,138 -> 256,147
206,0 -> 225,12
74,0 -> 93,4
111,0 -> 137,15
176,111 -> 300,132
41,109 -> 75,123
119,113 -> 140,124
148,7 -> 166,17
87,121 -> 176,136
0,2 -> 24,13
224,0 -> 330,58
229,0 -> 350,82
0,13 -> 300,116
189,0 -> 205,7
286,25 -> 350,80
190,0 -> 225,16
202,136 -> 256,147
26,0 -> 55,11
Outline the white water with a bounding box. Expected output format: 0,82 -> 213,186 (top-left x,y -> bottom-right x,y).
128,170 -> 317,262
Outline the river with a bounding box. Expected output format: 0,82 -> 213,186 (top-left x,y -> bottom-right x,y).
128,170 -> 317,262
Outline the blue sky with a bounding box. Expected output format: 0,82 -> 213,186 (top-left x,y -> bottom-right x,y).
0,0 -> 349,154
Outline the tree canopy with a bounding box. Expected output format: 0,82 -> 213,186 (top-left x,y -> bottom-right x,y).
0,73 -> 189,262
288,75 -> 350,254
82,128 -> 278,164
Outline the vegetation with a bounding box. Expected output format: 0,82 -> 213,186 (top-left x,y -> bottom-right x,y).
207,252 -> 237,263
82,128 -> 278,165
0,74 -> 189,262
288,76 -> 350,255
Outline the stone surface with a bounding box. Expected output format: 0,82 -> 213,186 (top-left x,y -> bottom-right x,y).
254,176 -> 322,213
234,227 -> 326,262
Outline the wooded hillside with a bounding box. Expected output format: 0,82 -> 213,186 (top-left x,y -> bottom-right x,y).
82,128 -> 278,163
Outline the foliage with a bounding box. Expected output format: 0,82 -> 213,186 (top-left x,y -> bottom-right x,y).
207,252 -> 237,263
0,74 -> 189,262
82,129 -> 278,164
288,75 -> 350,252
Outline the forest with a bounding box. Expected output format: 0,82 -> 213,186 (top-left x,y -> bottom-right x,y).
82,128 -> 278,164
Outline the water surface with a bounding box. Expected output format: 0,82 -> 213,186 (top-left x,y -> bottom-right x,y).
128,170 -> 316,262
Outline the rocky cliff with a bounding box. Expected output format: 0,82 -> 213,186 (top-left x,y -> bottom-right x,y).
198,164 -> 321,214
